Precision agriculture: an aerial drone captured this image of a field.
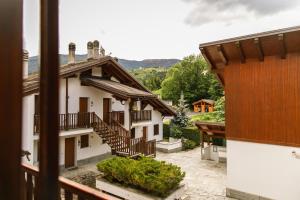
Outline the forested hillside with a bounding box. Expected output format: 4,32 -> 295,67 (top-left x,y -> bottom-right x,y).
28,55 -> 179,73
130,55 -> 223,108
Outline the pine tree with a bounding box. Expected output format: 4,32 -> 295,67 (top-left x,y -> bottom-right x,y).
172,91 -> 190,128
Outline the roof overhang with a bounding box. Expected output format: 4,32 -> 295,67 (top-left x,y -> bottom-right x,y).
81,78 -> 155,100
195,121 -> 225,137
192,99 -> 215,105
199,26 -> 300,87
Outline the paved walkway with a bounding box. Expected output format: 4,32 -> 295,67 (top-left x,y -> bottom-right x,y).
62,148 -> 234,200
156,147 -> 233,200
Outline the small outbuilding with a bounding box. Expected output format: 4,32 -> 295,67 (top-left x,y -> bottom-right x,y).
192,99 -> 215,112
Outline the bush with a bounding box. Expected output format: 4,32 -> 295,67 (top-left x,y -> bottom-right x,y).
97,157 -> 185,197
170,124 -> 183,138
212,138 -> 226,146
163,123 -> 171,138
182,126 -> 200,145
182,139 -> 197,150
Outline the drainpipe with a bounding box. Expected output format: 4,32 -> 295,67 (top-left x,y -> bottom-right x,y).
65,77 -> 69,130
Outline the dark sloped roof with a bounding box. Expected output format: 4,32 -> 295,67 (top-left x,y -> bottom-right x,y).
195,121 -> 225,136
199,26 -> 300,87
192,99 -> 215,105
23,56 -> 176,116
81,78 -> 155,99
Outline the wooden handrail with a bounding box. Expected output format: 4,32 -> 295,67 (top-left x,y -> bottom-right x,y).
130,110 -> 152,123
34,112 -> 93,134
35,112 -> 156,157
21,163 -> 112,200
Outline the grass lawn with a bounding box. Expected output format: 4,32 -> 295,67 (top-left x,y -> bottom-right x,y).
190,112 -> 218,122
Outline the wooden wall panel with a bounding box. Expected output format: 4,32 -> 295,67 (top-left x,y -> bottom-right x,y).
225,53 -> 300,147
0,0 -> 23,199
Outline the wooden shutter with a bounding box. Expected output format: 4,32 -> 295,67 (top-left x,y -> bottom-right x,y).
154,124 -> 159,135
80,135 -> 89,148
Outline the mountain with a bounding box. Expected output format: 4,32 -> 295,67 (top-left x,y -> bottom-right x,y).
28,54 -> 180,74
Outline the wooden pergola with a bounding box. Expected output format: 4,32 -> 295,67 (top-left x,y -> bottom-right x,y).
195,121 -> 225,147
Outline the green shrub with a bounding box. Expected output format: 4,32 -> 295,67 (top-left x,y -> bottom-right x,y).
97,157 -> 185,197
163,123 -> 170,138
170,124 -> 183,138
182,139 -> 197,150
212,138 -> 226,146
182,126 -> 200,145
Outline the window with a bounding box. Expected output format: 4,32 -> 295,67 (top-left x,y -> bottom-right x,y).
119,112 -> 125,125
34,95 -> 40,114
154,124 -> 159,135
131,128 -> 135,139
80,135 -> 89,148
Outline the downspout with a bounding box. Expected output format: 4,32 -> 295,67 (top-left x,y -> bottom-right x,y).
65,77 -> 69,130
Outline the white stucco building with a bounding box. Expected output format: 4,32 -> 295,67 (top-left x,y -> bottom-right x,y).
22,41 -> 175,168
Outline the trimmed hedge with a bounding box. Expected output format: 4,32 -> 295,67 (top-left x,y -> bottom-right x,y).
97,157 -> 185,197
182,127 -> 200,145
212,138 -> 226,147
163,123 -> 171,138
182,139 -> 197,150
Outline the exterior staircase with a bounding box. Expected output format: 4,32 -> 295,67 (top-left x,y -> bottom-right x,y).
34,112 -> 156,157
91,112 -> 156,157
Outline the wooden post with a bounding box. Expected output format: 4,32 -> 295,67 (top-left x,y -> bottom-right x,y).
129,98 -> 133,129
38,0 -> 59,200
0,0 -> 23,199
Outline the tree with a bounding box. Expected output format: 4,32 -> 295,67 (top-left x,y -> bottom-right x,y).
161,55 -> 223,107
212,96 -> 225,122
171,91 -> 190,128
130,67 -> 167,91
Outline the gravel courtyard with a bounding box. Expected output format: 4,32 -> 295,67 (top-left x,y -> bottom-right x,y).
156,147 -> 231,200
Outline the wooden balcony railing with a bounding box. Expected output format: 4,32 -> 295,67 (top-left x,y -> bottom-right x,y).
21,163 -> 112,200
108,111 -> 124,125
34,112 -> 94,134
131,110 -> 152,123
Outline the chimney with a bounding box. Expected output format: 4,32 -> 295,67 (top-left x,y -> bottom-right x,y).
87,41 -> 93,59
23,50 -> 29,78
100,46 -> 105,57
93,40 -> 100,59
68,42 -> 76,64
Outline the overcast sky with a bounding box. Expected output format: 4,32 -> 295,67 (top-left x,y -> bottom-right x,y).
24,0 -> 300,60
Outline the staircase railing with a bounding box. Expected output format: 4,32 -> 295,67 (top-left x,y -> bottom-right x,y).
144,139 -> 156,156
110,120 -> 130,137
92,112 -> 156,157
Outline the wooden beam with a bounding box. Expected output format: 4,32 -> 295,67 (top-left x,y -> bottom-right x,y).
200,47 -> 224,86
216,45 -> 228,65
211,68 -> 224,73
278,34 -> 286,59
254,38 -> 264,61
0,0 -> 23,199
235,41 -> 245,63
200,47 -> 215,69
38,0 -> 59,199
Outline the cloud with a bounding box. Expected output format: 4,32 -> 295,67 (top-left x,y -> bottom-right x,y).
183,0 -> 300,26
